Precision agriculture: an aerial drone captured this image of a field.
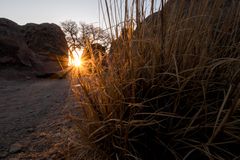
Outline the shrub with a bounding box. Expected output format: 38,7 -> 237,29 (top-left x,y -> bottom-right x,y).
68,0 -> 240,159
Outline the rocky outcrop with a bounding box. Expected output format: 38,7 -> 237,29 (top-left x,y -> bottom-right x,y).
138,0 -> 240,49
0,18 -> 68,74
129,0 -> 240,75
0,18 -> 33,66
23,23 -> 67,56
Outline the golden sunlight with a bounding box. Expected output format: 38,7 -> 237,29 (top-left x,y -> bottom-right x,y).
68,48 -> 83,67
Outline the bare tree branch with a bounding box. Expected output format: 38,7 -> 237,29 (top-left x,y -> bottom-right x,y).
61,20 -> 110,51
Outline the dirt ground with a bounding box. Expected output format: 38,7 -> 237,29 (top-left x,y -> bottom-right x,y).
0,67 -> 77,160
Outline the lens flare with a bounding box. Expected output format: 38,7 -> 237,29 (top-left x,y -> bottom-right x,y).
68,48 -> 83,67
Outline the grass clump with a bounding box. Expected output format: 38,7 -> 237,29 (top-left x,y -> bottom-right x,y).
68,0 -> 240,159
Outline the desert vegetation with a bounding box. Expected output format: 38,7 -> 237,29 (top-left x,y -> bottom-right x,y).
67,0 -> 240,159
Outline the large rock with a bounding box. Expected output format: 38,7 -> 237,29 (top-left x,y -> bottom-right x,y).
128,0 -> 240,78
23,23 -> 67,56
138,0 -> 240,53
0,18 -> 68,74
0,18 -> 32,66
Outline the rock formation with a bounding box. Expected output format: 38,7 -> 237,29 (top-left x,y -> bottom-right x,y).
0,18 -> 68,74
138,0 -> 240,52
128,0 -> 240,77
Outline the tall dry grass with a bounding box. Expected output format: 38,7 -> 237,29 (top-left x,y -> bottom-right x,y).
68,0 -> 240,159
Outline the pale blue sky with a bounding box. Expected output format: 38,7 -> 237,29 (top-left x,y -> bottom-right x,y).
0,0 -> 100,25
0,0 -> 161,28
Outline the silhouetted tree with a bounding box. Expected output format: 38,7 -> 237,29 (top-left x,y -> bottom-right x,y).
61,20 -> 110,50
61,20 -> 80,50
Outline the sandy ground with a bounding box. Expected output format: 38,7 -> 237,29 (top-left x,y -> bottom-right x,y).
0,67 -> 76,159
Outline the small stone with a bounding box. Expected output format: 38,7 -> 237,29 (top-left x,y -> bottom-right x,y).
55,133 -> 61,137
26,76 -> 31,80
9,143 -> 22,153
27,128 -> 34,133
51,154 -> 57,158
0,151 -> 8,158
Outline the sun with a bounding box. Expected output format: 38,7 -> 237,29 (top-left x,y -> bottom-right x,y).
68,48 -> 83,68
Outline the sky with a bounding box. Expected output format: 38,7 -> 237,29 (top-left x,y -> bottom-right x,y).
0,0 -> 100,25
0,0 -> 161,28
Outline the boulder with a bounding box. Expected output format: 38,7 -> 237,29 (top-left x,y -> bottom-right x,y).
0,18 -> 31,66
138,0 -> 240,49
23,23 -> 67,56
0,18 -> 68,74
131,0 -> 240,72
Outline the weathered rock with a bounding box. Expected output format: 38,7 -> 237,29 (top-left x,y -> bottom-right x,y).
9,143 -> 23,154
133,0 -> 240,61
23,22 -> 68,73
0,18 -> 30,66
0,18 -> 68,74
26,128 -> 34,133
23,23 -> 68,56
140,0 -> 240,41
